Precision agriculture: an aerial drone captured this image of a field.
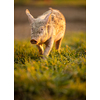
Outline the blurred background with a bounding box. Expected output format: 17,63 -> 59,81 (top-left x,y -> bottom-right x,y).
14,0 -> 86,39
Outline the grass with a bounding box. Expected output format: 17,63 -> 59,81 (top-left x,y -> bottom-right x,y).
14,32 -> 86,100
14,0 -> 86,7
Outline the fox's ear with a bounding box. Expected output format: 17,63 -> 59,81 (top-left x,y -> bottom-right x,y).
26,9 -> 35,24
43,8 -> 53,24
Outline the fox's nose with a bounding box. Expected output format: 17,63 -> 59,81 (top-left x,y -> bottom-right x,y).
30,39 -> 37,44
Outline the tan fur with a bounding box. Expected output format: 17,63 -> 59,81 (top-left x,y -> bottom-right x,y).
26,8 -> 66,58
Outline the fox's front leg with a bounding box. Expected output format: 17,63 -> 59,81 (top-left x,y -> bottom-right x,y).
43,37 -> 54,57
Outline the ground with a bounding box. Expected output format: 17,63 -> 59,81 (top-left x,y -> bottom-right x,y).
14,32 -> 86,100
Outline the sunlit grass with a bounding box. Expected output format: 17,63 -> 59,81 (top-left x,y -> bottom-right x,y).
14,32 -> 86,100
14,0 -> 86,7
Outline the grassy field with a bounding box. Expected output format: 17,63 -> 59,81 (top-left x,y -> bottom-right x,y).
14,0 -> 86,7
14,32 -> 86,100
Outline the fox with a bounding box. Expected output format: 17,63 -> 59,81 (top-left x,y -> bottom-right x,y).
26,8 -> 66,59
